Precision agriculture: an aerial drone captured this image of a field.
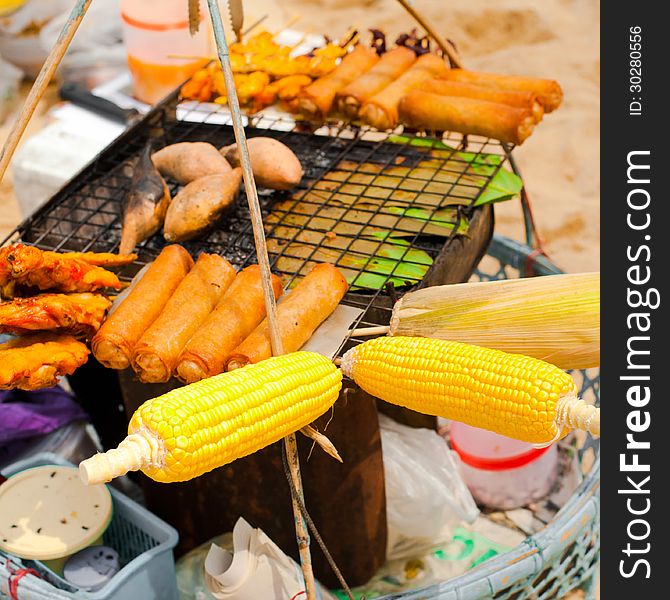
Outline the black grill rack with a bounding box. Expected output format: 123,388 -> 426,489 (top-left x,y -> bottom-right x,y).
2,94 -> 518,359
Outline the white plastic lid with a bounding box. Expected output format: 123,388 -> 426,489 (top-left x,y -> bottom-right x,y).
0,466 -> 112,560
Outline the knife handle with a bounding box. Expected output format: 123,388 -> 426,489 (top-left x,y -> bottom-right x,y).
59,82 -> 139,124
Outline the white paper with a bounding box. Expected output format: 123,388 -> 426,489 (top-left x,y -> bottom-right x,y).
301,304 -> 363,359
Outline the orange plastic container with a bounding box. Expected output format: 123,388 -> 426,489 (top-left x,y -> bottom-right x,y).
120,0 -> 210,104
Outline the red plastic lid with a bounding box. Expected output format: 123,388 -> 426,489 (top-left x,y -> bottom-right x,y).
450,435 -> 550,471
120,0 -> 204,31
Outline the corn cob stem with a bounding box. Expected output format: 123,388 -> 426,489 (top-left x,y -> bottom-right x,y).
79,431 -> 162,485
555,394 -> 600,437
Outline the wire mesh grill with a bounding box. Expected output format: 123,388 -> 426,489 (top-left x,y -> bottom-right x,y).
2,94 -> 515,358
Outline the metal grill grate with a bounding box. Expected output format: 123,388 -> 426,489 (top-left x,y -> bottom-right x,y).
2,94 -> 517,358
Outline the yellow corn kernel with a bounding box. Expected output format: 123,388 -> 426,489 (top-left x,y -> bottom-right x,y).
341,336 -> 596,445
80,352 -> 342,484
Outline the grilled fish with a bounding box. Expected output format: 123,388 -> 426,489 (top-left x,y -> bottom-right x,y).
119,144 -> 171,254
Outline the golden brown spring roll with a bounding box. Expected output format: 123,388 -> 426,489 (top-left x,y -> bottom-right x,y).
175,265 -> 284,383
335,46 -> 417,118
91,245 -> 193,370
298,44 -> 379,119
424,78 -> 544,122
131,254 -> 237,383
360,53 -> 449,130
442,69 -> 563,112
226,263 -> 347,371
398,90 -> 536,145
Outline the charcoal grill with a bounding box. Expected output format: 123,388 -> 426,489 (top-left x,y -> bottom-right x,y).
2,91 -> 523,361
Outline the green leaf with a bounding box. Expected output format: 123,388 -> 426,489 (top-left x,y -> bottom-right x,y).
473,166 -> 523,206
387,135 -> 522,206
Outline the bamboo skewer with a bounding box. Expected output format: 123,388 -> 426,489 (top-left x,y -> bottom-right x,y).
205,2 -> 317,598
394,0 -> 463,68
0,0 -> 94,182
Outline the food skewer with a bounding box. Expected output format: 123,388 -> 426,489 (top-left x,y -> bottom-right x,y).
204,1 -> 319,597
393,0 -> 463,68
0,0 -> 94,182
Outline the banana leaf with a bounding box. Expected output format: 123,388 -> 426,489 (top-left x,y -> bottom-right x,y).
387,135 -> 523,206
265,225 -> 433,291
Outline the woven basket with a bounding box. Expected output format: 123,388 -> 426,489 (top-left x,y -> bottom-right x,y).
387,234 -> 600,600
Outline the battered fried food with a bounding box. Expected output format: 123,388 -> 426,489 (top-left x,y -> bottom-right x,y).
0,333 -> 90,391
0,244 -> 136,297
0,293 -> 112,337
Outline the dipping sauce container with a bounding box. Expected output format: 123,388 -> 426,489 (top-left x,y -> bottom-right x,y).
449,422 -> 558,510
0,465 -> 112,575
120,0 -> 210,104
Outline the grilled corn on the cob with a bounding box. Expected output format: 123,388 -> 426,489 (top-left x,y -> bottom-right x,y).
80,351 -> 342,484
341,336 -> 599,445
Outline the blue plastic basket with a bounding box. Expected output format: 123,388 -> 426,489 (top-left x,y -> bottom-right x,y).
382,234 -> 600,600
1,453 -> 179,600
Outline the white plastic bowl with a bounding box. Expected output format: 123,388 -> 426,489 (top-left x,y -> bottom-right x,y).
449,422 -> 558,510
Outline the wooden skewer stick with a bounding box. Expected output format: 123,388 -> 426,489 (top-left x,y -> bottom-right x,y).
349,325 -> 391,337
0,0 -> 94,182
394,0 -> 463,68
205,2 -> 317,598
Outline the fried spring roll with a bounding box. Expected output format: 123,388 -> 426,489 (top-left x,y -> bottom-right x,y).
398,90 -> 536,145
360,53 -> 449,130
424,78 -> 544,122
176,265 -> 284,383
91,245 -> 193,370
131,254 -> 237,383
298,44 -> 379,119
336,46 -> 416,118
226,263 -> 347,371
442,69 -> 563,112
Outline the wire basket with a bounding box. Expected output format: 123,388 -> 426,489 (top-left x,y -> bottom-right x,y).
0,453 -> 179,600
381,234 -> 600,600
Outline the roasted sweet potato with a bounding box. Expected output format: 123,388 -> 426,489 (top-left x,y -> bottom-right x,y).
163,169 -> 242,242
220,137 -> 303,190
152,142 -> 231,184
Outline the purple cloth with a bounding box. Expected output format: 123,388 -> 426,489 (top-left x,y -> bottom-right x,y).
0,387 -> 88,444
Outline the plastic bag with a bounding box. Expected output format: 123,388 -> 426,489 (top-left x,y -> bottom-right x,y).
379,414 -> 479,560
0,55 -> 22,124
39,0 -> 126,79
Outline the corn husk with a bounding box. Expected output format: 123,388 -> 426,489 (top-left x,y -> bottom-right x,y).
390,272 -> 599,370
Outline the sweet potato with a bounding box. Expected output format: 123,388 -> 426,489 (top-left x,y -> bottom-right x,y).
220,137 -> 303,190
163,169 -> 242,242
152,142 -> 231,184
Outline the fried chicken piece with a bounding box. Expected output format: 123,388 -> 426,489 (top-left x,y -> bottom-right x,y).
0,333 -> 90,391
57,251 -> 137,267
0,244 -> 135,297
0,293 -> 112,337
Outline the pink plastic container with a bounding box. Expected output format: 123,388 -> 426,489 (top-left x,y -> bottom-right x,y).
449,422 -> 558,510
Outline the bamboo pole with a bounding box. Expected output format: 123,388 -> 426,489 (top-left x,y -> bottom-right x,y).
205,2 -> 316,598
394,0 -> 463,68
0,0 -> 94,182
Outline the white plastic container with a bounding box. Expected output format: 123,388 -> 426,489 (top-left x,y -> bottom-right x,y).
120,0 -> 210,104
449,422 -> 558,510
